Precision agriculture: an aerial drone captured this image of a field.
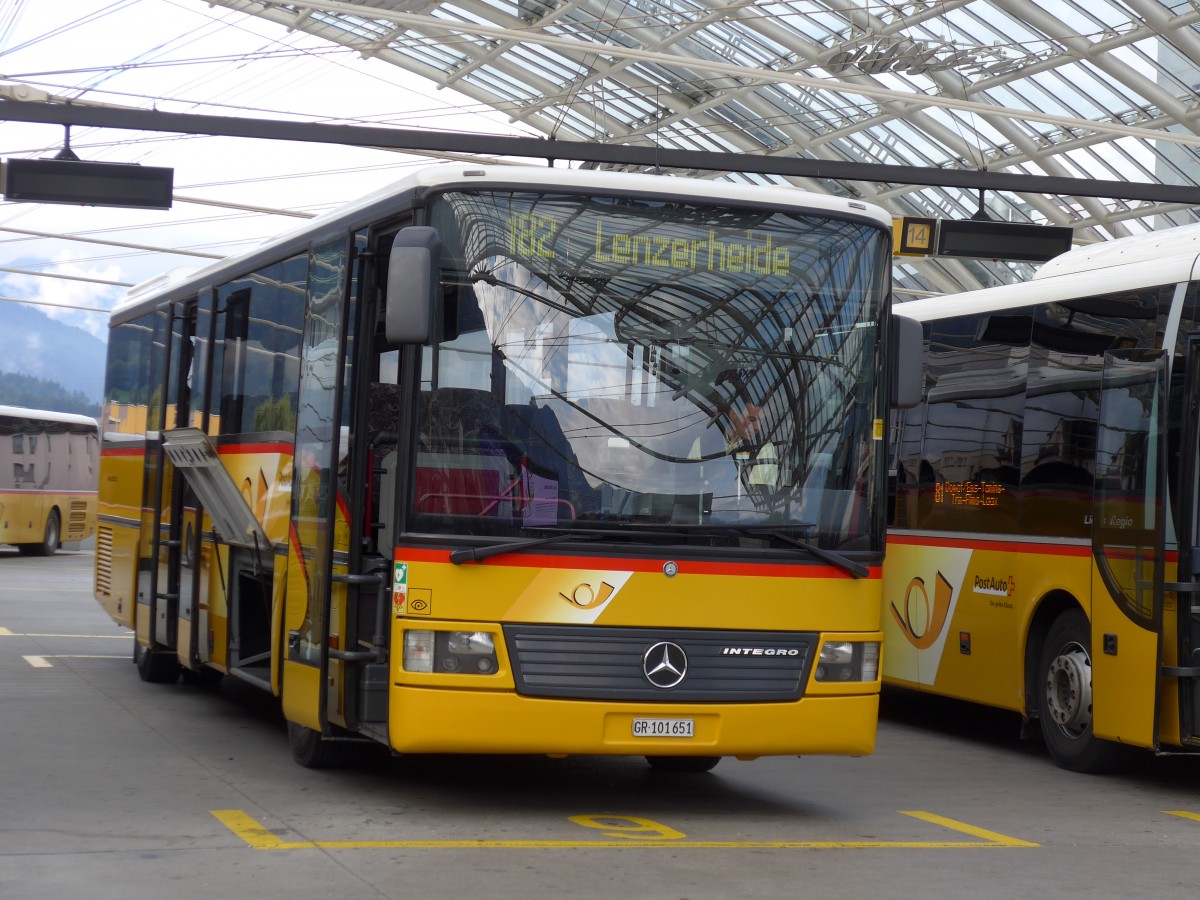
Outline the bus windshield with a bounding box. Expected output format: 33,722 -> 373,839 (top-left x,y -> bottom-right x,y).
411,188 -> 890,551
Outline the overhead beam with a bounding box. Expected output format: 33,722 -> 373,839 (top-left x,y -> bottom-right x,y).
2,98 -> 1198,204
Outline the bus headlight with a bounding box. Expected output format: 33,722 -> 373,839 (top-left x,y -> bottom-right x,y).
404,630 -> 435,673
403,629 -> 499,675
815,640 -> 880,683
444,631 -> 497,674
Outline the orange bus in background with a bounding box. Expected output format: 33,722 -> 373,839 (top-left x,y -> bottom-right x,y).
94,165 -> 913,772
0,404 -> 98,555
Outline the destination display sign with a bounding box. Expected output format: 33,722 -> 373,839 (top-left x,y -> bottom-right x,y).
504,210 -> 794,276
934,480 -> 1005,508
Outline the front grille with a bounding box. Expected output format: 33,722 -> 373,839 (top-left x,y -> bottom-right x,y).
504,625 -> 814,702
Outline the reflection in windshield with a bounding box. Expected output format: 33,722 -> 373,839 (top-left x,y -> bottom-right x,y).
411,189 -> 889,551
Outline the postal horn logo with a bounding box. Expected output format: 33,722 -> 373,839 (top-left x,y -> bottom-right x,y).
889,571 -> 954,650
643,641 -> 688,689
559,580 -> 616,609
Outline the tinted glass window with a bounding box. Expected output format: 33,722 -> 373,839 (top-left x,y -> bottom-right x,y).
290,237 -> 348,665
216,254 -> 307,436
1020,289 -> 1165,539
917,313 -> 1029,535
103,312 -> 158,439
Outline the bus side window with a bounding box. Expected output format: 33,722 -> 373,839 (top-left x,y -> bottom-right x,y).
1021,291 -> 1162,541
919,313 -> 1028,535
215,254 -> 307,437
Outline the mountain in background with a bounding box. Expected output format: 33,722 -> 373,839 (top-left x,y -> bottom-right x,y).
0,302 -> 106,411
0,371 -> 100,416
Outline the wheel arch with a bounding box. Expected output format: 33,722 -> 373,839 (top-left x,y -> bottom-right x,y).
1023,590 -> 1085,720
18,504 -> 63,556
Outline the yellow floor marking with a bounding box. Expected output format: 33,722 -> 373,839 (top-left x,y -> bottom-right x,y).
211,811 -> 315,850
212,809 -> 1037,851
899,811 -> 1038,848
1164,811 -> 1200,823
23,656 -> 52,668
1,630 -> 130,638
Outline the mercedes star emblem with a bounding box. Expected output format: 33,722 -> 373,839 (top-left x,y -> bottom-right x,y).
643,641 -> 688,689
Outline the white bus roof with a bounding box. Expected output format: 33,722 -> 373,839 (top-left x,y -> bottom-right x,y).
1034,221 -> 1200,280
895,221 -> 1200,325
0,405 -> 99,428
116,165 -> 892,315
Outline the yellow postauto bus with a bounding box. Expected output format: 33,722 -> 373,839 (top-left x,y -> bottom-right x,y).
0,404 -> 97,555
95,165 -> 911,771
886,222 -> 1200,772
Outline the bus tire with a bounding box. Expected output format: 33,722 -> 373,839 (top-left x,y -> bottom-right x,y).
18,508 -> 60,557
288,721 -> 350,769
134,641 -> 181,684
645,755 -> 721,773
1036,609 -> 1130,773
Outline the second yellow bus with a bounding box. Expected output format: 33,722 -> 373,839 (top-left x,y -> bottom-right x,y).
886,223 -> 1200,772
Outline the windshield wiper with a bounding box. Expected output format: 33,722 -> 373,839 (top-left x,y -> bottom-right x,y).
450,525 -> 868,578
448,526 -> 682,564
767,531 -> 869,579
667,524 -> 869,579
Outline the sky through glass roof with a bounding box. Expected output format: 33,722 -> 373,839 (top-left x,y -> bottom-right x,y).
2,0 -> 1199,336
202,0 -> 1200,298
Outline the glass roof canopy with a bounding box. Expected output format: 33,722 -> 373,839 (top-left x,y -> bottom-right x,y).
208,0 -> 1200,298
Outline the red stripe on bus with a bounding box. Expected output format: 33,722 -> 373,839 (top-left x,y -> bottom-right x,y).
101,441 -> 293,456
889,533 -> 1179,565
1102,546 -> 1180,564
394,545 -> 878,579
218,442 -> 293,455
887,533 -> 1092,557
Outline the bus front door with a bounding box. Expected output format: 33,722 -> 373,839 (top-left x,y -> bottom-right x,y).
282,231 -> 394,760
1170,338 -> 1200,748
319,228 -> 406,745
281,235 -> 366,755
1089,349 -> 1167,750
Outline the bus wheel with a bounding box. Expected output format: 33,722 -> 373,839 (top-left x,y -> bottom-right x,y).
1037,609 -> 1128,773
18,509 -> 60,557
134,641 -> 180,684
645,755 -> 720,773
288,721 -> 351,769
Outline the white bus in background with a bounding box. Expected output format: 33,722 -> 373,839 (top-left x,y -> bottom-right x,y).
0,405 -> 99,555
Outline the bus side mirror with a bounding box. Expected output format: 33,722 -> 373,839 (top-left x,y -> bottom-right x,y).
890,312 -> 923,410
385,226 -> 442,345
